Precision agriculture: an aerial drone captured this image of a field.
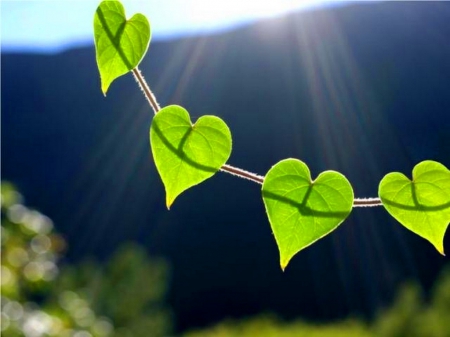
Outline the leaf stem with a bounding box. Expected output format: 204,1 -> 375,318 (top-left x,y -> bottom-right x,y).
353,197 -> 382,207
131,66 -> 383,208
132,68 -> 160,114
220,164 -> 265,184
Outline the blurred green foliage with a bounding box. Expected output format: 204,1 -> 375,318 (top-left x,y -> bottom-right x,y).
373,267 -> 450,337
50,244 -> 172,337
2,181 -> 450,337
184,315 -> 371,337
185,268 -> 450,337
1,182 -> 172,337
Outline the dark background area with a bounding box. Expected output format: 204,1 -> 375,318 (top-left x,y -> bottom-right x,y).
2,1 -> 450,333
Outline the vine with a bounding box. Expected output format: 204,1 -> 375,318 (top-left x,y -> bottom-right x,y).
93,0 -> 450,270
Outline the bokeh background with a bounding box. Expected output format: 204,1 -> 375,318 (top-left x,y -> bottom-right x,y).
2,1 -> 450,336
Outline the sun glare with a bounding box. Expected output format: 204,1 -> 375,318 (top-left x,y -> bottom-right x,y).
185,0 -> 335,27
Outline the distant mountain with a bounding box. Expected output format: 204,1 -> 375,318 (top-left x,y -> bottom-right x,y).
2,1 -> 450,332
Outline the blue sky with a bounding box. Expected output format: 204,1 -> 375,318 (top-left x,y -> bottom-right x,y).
1,0 -> 359,53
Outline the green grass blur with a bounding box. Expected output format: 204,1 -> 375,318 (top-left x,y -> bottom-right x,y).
185,271 -> 450,337
185,315 -> 371,337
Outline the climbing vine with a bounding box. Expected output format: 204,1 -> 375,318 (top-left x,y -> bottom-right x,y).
93,0 -> 450,270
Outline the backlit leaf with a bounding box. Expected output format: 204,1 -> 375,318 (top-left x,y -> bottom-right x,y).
262,159 -> 354,270
379,160 -> 450,254
150,105 -> 232,208
94,0 -> 150,95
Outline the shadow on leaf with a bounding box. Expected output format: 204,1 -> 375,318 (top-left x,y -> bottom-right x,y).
262,187 -> 350,218
96,6 -> 133,69
152,120 -> 218,173
382,183 -> 450,211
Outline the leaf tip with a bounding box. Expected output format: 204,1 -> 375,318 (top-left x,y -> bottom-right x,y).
166,196 -> 174,210
429,238 -> 446,256
280,258 -> 289,272
429,239 -> 445,256
101,82 -> 109,96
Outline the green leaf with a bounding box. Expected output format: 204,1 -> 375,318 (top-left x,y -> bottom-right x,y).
379,160 -> 450,255
150,105 -> 232,208
262,159 -> 354,270
94,0 -> 151,95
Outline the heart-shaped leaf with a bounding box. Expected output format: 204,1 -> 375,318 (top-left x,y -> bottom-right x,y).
262,159 -> 354,270
150,105 -> 232,208
94,0 -> 151,95
379,160 -> 450,255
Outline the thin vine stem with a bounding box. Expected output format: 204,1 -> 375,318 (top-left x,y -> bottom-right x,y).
353,197 -> 382,207
132,68 -> 160,113
220,164 -> 265,184
132,66 -> 383,208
